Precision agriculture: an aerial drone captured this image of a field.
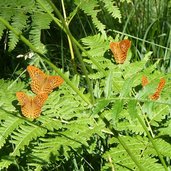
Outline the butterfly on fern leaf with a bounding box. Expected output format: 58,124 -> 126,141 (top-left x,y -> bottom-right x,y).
27,65 -> 64,95
141,75 -> 149,87
110,39 -> 131,64
141,76 -> 166,100
149,78 -> 166,100
16,92 -> 48,119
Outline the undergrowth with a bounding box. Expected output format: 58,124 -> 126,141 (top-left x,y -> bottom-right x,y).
0,0 -> 171,171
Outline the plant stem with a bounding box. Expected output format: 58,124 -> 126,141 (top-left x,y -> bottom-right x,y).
37,0 -> 96,103
99,112 -> 146,171
0,16 -> 91,105
136,112 -> 168,171
40,56 -> 92,105
61,0 -> 77,73
44,0 -> 106,75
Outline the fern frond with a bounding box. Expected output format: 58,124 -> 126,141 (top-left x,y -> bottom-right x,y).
103,136 -> 165,171
0,79 -> 25,112
0,157 -> 14,170
75,0 -> 106,34
31,13 -> 52,29
0,0 -> 53,52
0,116 -> 24,149
43,84 -> 87,119
29,28 -> 43,50
147,103 -> 169,127
75,0 -> 100,17
0,8 -> 14,21
8,13 -> 28,51
0,23 -> 6,40
145,138 -> 171,158
102,0 -> 121,22
29,13 -> 51,52
81,34 -> 109,57
35,0 -> 53,14
10,122 -> 47,156
29,116 -> 103,165
117,111 -> 145,134
92,15 -> 106,35
159,120 -> 171,137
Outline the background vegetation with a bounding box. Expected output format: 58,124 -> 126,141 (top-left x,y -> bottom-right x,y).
0,0 -> 171,170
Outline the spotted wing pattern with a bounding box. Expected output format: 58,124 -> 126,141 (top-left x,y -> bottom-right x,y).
110,39 -> 131,64
149,78 -> 166,100
141,76 -> 149,87
16,92 -> 48,119
27,65 -> 64,94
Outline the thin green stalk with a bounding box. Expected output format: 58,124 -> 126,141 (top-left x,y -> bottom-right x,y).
136,112 -> 168,171
40,57 -> 92,105
99,112 -> 145,171
61,0 -> 77,73
72,42 -> 95,104
61,0 -> 95,103
0,16 -> 91,105
43,0 -> 106,75
0,17 -> 42,55
36,0 -> 96,103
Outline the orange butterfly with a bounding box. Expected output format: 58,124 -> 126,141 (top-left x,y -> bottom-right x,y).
110,39 -> 131,64
149,78 -> 166,100
156,78 -> 166,92
141,76 -> 166,100
16,92 -> 48,119
149,91 -> 160,100
141,75 -> 149,87
27,65 -> 64,95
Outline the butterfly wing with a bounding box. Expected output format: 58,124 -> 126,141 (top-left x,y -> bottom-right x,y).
118,39 -> 131,63
16,92 -> 30,106
16,92 -> 48,119
157,78 -> 166,92
27,65 -> 64,94
16,92 -> 34,118
33,93 -> 48,107
110,42 -> 121,63
47,76 -> 64,89
149,78 -> 166,101
110,39 -> 131,64
35,76 -> 64,94
26,93 -> 48,118
27,65 -> 46,81
27,65 -> 47,94
149,91 -> 160,100
142,76 -> 149,87
119,39 -> 131,53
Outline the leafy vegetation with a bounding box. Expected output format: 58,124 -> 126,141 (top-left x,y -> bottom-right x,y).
0,0 -> 171,170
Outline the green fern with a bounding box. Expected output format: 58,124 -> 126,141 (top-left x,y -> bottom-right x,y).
10,122 -> 47,156
9,13 -> 28,51
102,0 -> 121,22
0,64 -> 171,170
0,72 -> 101,169
0,0 -> 53,52
81,33 -> 109,57
0,0 -> 171,170
0,116 -> 24,149
74,0 -> 122,35
103,136 -> 165,171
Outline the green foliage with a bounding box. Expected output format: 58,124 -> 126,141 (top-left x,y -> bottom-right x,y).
74,0 -> 122,35
0,0 -> 52,52
119,0 -> 171,71
80,32 -> 171,169
0,0 -> 171,170
1,50 -> 171,170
